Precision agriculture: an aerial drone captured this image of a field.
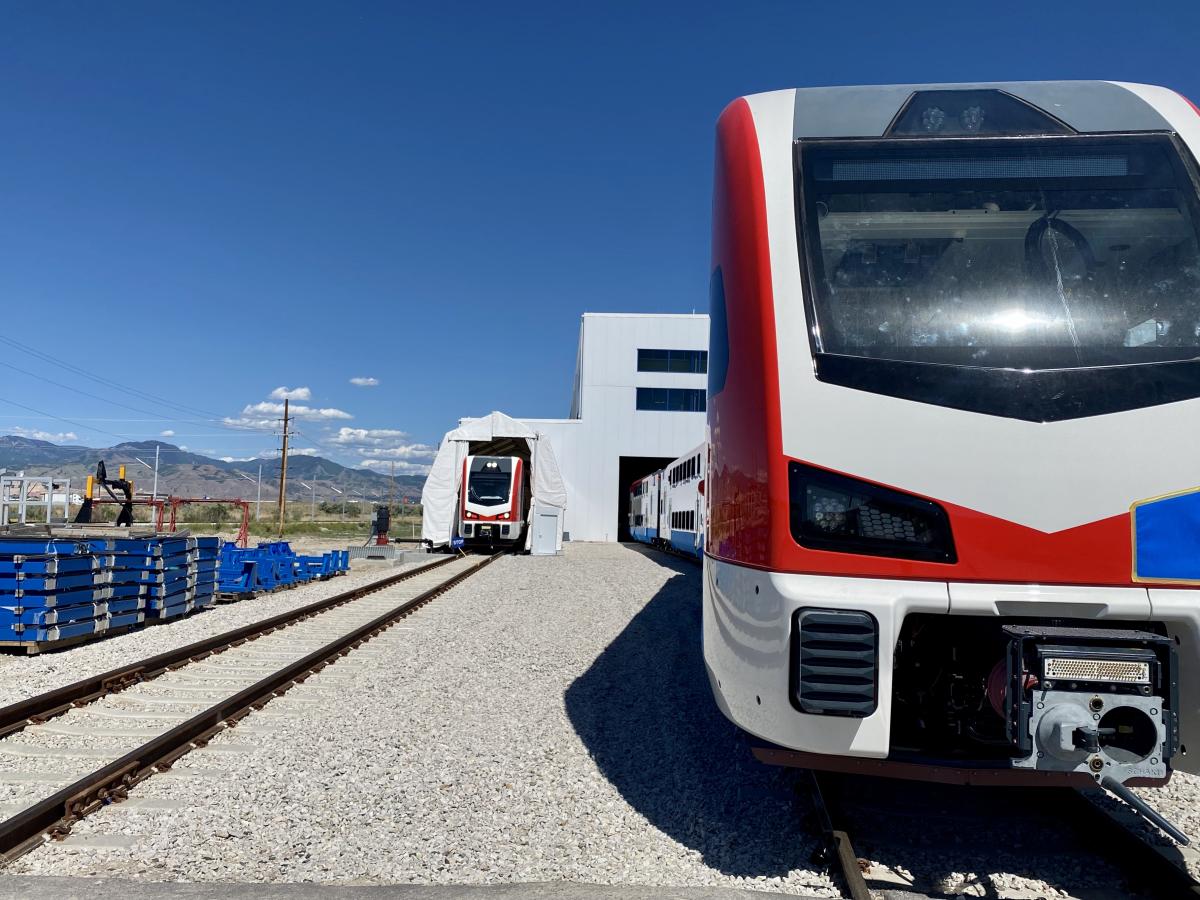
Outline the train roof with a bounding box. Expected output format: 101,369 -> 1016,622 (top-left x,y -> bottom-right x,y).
744,81 -> 1185,139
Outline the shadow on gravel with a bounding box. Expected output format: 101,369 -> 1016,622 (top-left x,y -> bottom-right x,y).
564,551 -> 812,880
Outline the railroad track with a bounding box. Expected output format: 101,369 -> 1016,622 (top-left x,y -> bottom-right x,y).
806,770 -> 1200,899
0,550 -> 500,864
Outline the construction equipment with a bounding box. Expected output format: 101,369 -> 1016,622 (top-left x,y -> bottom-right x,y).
75,462 -> 135,527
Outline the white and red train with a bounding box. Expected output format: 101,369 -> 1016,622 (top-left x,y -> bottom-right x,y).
457,455 -> 525,548
628,443 -> 706,559
702,80 -> 1200,829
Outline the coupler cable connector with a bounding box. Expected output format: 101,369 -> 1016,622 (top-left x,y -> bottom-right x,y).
1098,774 -> 1191,846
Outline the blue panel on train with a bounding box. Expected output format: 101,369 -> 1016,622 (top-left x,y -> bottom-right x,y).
1133,488 -> 1200,582
669,530 -> 703,559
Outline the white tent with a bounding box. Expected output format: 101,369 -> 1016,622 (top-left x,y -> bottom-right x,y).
420,411 -> 567,551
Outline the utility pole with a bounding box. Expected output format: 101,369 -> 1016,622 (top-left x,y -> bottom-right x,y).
299,481 -> 316,521
152,444 -> 159,507
389,461 -> 396,512
277,398 -> 290,537
256,463 -> 262,521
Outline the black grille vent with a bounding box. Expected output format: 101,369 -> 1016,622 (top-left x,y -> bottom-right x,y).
793,609 -> 878,717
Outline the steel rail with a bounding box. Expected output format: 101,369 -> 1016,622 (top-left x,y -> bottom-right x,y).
0,550 -> 501,863
0,554 -> 461,740
804,772 -> 871,900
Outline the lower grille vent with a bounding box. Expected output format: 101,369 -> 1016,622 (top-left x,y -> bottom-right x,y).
793,609 -> 878,717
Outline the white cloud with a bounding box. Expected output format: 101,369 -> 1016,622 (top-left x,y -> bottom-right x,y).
358,459 -> 431,475
243,401 -> 351,421
349,376 -> 379,387
328,427 -> 409,447
357,444 -> 436,460
227,403 -> 351,431
12,426 -> 78,443
290,447 -> 320,456
219,455 -> 259,463
160,429 -> 175,438
269,386 -> 312,401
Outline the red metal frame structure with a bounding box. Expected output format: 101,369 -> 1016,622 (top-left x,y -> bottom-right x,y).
166,498 -> 250,548
85,496 -> 250,547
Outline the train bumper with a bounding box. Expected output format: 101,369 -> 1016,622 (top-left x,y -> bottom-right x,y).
460,521 -> 517,541
702,555 -> 1200,778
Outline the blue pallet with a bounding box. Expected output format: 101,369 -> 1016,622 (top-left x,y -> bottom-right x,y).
148,588 -> 195,610
0,572 -> 99,593
1,585 -> 113,608
84,538 -> 193,556
0,540 -> 88,556
107,597 -> 145,615
144,575 -> 197,598
0,556 -> 98,576
108,583 -> 144,600
109,552 -> 197,573
148,600 -> 192,620
0,602 -> 105,627
105,611 -> 145,630
0,618 -> 101,643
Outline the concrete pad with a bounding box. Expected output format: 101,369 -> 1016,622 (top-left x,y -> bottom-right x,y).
0,877 -> 811,900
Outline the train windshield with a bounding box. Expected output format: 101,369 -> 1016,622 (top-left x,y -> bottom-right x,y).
468,460 -> 511,506
800,135 -> 1200,370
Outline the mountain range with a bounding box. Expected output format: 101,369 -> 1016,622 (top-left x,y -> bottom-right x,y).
0,436 -> 424,504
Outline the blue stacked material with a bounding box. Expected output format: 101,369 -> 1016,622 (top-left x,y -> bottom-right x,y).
193,536 -> 220,609
257,542 -> 298,587
218,543 -> 260,596
217,541 -> 346,599
0,540 -> 111,646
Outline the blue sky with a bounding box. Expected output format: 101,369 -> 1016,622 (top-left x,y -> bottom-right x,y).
0,0 -> 1196,474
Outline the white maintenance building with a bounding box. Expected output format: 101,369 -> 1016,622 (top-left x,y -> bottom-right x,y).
522,312 -> 709,543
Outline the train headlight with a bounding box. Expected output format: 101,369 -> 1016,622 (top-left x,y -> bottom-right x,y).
502,512 -> 510,519
789,462 -> 956,563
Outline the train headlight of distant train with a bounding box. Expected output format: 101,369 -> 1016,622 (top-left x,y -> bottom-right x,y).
789,463 -> 956,563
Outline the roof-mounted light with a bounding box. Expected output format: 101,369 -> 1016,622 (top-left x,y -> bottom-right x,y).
886,89 -> 1074,137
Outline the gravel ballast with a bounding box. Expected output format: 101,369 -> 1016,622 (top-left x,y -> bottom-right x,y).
6,545 -> 837,896
8,543 -> 1200,897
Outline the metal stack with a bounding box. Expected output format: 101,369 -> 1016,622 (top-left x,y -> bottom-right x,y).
193,536 -> 220,609
218,541 -> 349,599
0,538 -> 126,647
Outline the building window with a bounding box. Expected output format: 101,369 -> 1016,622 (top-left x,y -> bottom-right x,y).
637,387 -> 706,413
638,349 -> 708,374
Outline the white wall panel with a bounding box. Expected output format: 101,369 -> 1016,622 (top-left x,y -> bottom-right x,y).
523,313 -> 708,542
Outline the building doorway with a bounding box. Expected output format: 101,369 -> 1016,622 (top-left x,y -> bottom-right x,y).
617,455 -> 673,542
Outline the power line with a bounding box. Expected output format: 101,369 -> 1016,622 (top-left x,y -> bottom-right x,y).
0,334 -> 226,420
0,396 -> 130,442
0,357 -> 225,432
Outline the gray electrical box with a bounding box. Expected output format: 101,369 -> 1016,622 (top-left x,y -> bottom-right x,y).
531,505 -> 561,556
